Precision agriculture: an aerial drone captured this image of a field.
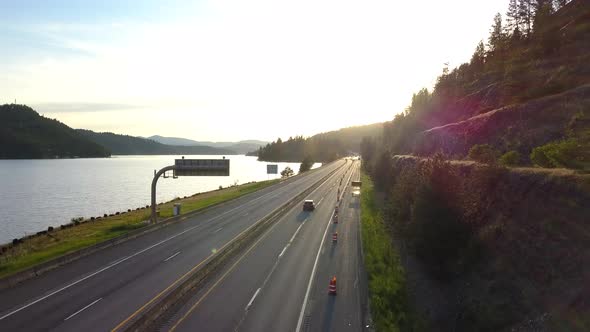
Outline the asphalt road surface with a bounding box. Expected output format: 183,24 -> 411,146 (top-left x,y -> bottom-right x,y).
167,160 -> 366,332
0,160 -> 348,332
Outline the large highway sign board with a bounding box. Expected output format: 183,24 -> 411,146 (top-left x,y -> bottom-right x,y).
173,159 -> 230,176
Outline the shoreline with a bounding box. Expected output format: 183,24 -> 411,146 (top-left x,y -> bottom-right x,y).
0,178 -> 281,279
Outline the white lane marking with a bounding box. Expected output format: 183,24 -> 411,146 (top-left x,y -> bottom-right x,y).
246,288 -> 261,310
0,164 -> 342,321
295,209 -> 335,332
164,251 -> 181,262
212,227 -> 223,234
0,223 -> 204,321
278,246 -> 288,258
289,220 -> 306,244
316,197 -> 324,207
64,298 -> 102,321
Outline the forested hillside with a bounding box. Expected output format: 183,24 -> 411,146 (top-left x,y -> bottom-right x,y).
363,0 -> 589,171
254,122 -> 381,162
0,104 -> 110,159
78,130 -> 237,155
358,1 -> 590,331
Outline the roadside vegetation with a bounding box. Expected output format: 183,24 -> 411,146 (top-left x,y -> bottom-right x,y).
0,179 -> 279,279
362,151 -> 590,330
360,173 -> 411,332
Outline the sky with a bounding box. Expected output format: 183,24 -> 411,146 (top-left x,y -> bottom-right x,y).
0,0 -> 508,142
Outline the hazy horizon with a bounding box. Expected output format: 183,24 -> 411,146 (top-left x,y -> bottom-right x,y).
1,0 -> 508,142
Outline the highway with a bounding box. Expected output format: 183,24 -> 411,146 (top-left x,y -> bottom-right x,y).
0,160 -> 349,331
166,160 -> 365,332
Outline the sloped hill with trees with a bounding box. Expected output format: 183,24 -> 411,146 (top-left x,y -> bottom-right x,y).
369,0 -> 589,171
254,122 -> 382,162
358,1 -> 590,330
0,104 -> 110,159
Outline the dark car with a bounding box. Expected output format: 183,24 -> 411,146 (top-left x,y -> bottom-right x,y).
303,199 -> 315,211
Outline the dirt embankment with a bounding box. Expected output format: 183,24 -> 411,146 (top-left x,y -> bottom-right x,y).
390,155 -> 590,331
413,84 -> 590,158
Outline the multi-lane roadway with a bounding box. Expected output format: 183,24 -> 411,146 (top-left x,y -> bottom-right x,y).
0,159 -> 366,332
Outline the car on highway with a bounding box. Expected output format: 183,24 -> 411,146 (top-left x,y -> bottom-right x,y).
303,199 -> 315,211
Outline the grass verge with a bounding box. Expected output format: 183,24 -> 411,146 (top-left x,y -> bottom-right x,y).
0,179 -> 280,279
360,172 -> 410,332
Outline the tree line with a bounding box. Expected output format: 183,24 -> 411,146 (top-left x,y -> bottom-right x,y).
362,0 -> 587,172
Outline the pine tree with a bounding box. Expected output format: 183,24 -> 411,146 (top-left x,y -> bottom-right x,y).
506,0 -> 520,34
534,0 -> 555,33
518,0 -> 534,36
470,40 -> 486,74
488,13 -> 505,54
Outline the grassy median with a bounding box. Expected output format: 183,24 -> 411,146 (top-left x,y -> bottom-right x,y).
360,172 -> 410,332
0,179 -> 280,279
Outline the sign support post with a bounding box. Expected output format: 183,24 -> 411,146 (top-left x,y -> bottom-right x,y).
150,159 -> 230,224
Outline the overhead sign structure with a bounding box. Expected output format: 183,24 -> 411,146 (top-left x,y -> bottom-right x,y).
151,158 -> 230,223
173,159 -> 230,177
267,164 -> 278,174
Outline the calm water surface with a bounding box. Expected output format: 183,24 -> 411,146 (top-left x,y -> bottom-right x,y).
0,155 -> 314,244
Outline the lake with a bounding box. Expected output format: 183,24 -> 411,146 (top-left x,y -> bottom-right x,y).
0,155 -> 315,244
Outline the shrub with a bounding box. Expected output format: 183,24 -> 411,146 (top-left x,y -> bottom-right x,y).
530,138 -> 588,169
468,144 -> 500,164
410,184 -> 470,278
299,156 -> 313,173
499,151 -> 521,166
47,226 -> 54,232
280,166 -> 294,178
530,147 -> 553,168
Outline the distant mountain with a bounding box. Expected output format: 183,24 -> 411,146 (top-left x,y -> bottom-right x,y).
0,104 -> 110,159
147,135 -> 202,146
79,130 -> 237,155
148,135 -> 267,154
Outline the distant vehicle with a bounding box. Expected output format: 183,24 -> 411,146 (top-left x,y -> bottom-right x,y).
303,199 -> 315,211
352,190 -> 360,197
351,180 -> 361,187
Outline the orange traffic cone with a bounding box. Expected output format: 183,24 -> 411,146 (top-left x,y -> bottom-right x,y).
332,232 -> 338,242
328,276 -> 337,295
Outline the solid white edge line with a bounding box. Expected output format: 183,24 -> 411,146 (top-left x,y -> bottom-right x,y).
0,162 -> 343,322
0,166 -> 328,321
64,298 -> 102,321
246,288 -> 261,310
295,209 -> 336,332
0,224 -> 201,321
163,251 -> 181,262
